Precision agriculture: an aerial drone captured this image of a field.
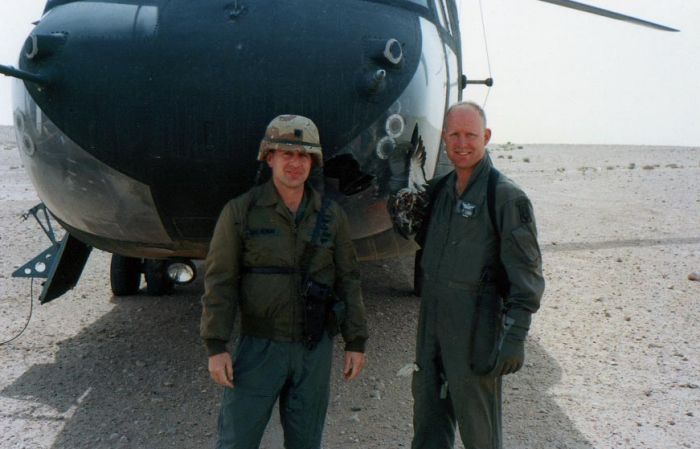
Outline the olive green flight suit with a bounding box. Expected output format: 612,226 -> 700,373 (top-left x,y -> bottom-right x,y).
200,180 -> 367,449
412,154 -> 544,449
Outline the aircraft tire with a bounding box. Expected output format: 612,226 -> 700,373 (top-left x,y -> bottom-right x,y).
145,259 -> 173,296
110,254 -> 142,296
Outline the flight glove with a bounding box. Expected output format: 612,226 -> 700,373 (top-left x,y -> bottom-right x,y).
498,336 -> 524,375
497,315 -> 529,375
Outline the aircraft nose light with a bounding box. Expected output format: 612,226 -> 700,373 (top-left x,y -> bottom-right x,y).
21,133 -> 36,157
24,36 -> 39,59
13,111 -> 26,133
166,260 -> 197,284
376,136 -> 396,160
383,38 -> 403,65
24,33 -> 67,60
385,114 -> 405,138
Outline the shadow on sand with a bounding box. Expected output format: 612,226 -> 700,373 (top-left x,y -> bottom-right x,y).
2,262 -> 593,449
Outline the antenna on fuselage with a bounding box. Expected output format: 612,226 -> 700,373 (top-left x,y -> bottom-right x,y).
0,64 -> 49,86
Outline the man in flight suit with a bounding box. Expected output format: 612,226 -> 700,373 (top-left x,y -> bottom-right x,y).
411,102 -> 545,449
200,115 -> 368,449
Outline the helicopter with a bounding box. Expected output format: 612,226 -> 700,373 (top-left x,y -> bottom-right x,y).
0,0 -> 677,303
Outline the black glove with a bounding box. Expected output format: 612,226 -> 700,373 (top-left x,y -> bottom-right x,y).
498,336 -> 524,375
497,313 -> 529,376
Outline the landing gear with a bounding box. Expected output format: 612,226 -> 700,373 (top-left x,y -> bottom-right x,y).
109,254 -> 195,296
144,259 -> 173,296
110,254 -> 142,296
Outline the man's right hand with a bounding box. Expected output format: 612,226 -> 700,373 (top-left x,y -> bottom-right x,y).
208,352 -> 234,388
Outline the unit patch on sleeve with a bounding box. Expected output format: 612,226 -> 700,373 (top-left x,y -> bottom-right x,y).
516,199 -> 532,224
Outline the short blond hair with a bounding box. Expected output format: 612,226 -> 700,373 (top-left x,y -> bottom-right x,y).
444,101 -> 487,130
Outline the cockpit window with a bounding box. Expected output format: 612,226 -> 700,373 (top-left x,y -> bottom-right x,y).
431,0 -> 458,38
362,1 -> 430,10
447,1 -> 460,38
439,0 -> 452,32
433,0 -> 448,31
403,0 -> 429,7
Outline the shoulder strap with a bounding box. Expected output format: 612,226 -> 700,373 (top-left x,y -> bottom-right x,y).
300,196 -> 331,284
485,167 -> 511,297
487,167 -> 501,237
239,188 -> 258,240
430,174 -> 451,206
311,196 -> 331,245
415,173 -> 450,248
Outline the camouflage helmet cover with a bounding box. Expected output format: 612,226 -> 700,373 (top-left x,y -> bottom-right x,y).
258,115 -> 323,166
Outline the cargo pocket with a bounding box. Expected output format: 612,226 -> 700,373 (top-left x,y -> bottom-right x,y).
469,291 -> 505,376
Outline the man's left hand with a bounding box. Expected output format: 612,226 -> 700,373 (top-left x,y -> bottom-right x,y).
498,338 -> 524,375
343,351 -> 366,381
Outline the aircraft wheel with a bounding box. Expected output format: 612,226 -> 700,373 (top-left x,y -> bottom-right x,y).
110,254 -> 142,296
413,249 -> 423,297
145,259 -> 173,296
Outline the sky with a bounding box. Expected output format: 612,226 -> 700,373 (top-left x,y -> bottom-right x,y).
1,0 -> 698,146
458,0 -> 700,146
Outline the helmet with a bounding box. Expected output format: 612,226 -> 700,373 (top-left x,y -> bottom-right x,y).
257,115 -> 323,166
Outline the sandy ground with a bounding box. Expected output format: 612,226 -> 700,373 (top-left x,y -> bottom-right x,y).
1,126 -> 698,449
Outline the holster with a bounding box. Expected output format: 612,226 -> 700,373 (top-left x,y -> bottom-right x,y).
469,267 -> 507,375
302,279 -> 342,349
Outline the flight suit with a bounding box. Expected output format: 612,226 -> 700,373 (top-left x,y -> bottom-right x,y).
412,154 -> 544,449
201,179 -> 367,449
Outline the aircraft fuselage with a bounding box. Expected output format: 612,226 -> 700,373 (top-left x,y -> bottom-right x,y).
12,0 -> 463,260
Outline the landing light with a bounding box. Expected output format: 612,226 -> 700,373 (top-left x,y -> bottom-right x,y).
167,260 -> 197,284
385,114 -> 405,138
383,38 -> 403,65
21,134 -> 36,156
24,261 -> 47,276
376,136 -> 396,160
14,111 -> 25,133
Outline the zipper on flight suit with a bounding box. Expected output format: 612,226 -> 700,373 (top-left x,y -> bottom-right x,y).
434,183 -> 457,276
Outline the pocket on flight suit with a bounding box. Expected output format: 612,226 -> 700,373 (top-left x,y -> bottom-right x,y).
511,225 -> 541,265
448,204 -> 487,283
469,288 -> 505,376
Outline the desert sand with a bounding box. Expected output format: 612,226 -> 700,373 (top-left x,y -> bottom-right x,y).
1,126 -> 698,448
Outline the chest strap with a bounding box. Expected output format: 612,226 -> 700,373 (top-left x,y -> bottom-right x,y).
241,193 -> 330,278
242,267 -> 299,275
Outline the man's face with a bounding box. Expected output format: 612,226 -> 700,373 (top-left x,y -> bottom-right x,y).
443,106 -> 491,172
266,148 -> 312,190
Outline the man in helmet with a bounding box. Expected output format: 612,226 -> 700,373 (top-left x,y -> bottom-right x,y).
200,115 -> 368,449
